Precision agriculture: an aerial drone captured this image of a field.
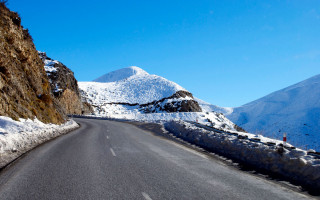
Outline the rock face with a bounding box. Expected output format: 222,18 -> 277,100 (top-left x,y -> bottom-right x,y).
140,91 -> 202,113
38,52 -> 93,115
0,4 -> 64,123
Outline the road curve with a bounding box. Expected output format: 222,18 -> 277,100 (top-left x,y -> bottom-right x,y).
0,118 -> 312,200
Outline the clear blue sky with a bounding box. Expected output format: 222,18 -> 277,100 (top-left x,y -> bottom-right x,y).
8,0 -> 320,107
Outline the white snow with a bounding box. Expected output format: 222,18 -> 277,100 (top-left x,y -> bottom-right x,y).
0,116 -> 79,168
94,66 -> 149,83
79,66 -> 186,105
86,111 -> 236,131
195,97 -> 233,115
164,120 -> 320,189
226,74 -> 320,151
38,51 -> 63,93
53,83 -> 63,93
79,66 -> 239,132
38,51 -> 59,74
43,59 -> 59,73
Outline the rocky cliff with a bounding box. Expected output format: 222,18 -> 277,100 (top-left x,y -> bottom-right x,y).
38,52 -> 93,115
0,3 -> 64,123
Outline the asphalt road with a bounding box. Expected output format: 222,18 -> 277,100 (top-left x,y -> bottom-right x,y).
0,118 -> 312,200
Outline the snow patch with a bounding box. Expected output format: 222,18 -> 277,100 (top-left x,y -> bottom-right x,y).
195,97 -> 233,115
0,116 -> 79,168
164,120 -> 320,190
43,59 -> 59,73
94,66 -> 149,83
85,111 -> 236,131
79,66 -> 186,105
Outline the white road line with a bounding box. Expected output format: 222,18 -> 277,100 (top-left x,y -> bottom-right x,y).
142,192 -> 152,200
110,148 -> 116,156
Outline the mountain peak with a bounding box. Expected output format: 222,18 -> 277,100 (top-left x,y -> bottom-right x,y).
227,74 -> 320,151
93,66 -> 149,83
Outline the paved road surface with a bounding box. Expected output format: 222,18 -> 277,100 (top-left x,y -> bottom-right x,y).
0,118 -> 312,199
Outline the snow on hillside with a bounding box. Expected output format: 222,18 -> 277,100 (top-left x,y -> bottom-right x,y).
79,67 -> 186,105
227,74 -> 320,151
79,67 -> 239,132
94,66 -> 149,83
85,109 -> 236,131
38,51 -> 59,74
195,97 -> 233,115
38,51 -> 63,93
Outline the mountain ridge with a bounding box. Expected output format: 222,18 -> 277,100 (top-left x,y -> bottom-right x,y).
93,66 -> 149,83
204,74 -> 320,151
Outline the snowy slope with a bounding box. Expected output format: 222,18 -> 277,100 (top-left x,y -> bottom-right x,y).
227,74 -> 320,151
0,116 -> 78,168
195,97 -> 233,115
93,66 -> 149,83
79,67 -> 238,132
79,67 -> 186,105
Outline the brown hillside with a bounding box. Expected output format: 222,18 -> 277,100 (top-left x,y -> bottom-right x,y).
0,3 -> 64,123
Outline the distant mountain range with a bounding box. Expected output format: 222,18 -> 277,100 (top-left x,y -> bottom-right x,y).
225,74 -> 320,151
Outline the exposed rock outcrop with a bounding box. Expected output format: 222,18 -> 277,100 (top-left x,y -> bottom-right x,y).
0,4 -> 64,123
38,52 -> 93,115
87,90 -> 202,115
139,91 -> 202,113
81,101 -> 94,115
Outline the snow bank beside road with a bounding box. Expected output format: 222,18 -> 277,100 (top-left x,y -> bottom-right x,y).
0,116 -> 79,168
82,111 -> 237,132
164,120 -> 320,190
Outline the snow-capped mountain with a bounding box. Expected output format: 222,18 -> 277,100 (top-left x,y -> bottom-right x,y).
93,66 -> 149,83
81,66 -> 188,105
79,67 -> 238,131
226,74 -> 320,151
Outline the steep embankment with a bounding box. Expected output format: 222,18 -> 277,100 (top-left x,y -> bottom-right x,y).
0,3 -> 87,168
0,4 -> 63,123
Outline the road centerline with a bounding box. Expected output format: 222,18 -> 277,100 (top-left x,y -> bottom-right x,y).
110,148 -> 116,157
142,192 -> 152,200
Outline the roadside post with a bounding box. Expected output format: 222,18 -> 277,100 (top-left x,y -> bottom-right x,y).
283,132 -> 287,146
